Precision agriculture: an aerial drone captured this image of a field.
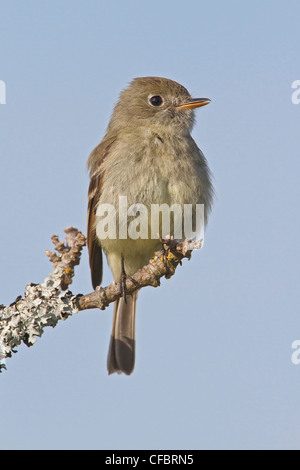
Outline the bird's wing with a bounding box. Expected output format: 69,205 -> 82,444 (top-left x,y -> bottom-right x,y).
87,137 -> 115,289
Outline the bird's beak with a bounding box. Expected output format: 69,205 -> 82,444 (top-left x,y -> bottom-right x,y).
176,98 -> 211,110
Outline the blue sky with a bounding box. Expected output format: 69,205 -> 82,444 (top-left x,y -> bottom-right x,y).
1,0 -> 300,449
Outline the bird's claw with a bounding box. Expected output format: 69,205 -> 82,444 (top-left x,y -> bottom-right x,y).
119,255 -> 138,303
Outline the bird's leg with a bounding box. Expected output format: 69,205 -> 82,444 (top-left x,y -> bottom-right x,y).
158,235 -> 175,266
157,235 -> 183,278
119,254 -> 138,304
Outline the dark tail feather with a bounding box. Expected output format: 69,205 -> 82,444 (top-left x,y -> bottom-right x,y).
107,292 -> 137,375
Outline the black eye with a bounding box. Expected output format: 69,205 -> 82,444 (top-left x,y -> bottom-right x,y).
149,95 -> 163,107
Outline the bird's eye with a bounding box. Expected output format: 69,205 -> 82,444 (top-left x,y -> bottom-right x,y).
149,95 -> 163,107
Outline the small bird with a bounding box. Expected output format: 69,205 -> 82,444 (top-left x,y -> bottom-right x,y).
87,77 -> 214,375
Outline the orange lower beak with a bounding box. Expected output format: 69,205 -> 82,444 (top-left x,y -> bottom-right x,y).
176,98 -> 211,110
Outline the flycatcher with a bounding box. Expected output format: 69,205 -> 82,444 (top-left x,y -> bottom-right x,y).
87,76 -> 214,375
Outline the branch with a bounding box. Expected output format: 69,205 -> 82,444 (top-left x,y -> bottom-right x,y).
0,227 -> 202,371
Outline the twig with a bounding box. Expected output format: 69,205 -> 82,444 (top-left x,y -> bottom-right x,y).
0,227 -> 201,371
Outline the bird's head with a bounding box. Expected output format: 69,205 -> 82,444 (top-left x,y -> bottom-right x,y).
107,76 -> 210,134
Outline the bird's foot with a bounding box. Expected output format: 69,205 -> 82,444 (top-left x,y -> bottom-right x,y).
156,235 -> 182,279
119,254 -> 138,303
158,235 -> 177,266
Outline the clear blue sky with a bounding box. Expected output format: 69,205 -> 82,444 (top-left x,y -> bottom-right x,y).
1,0 -> 300,450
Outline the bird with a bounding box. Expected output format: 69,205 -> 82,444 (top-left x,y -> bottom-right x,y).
87,76 -> 214,375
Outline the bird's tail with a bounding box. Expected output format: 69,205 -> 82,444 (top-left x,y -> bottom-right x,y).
107,292 -> 137,375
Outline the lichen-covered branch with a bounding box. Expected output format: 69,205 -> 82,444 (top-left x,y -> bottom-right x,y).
0,227 -> 201,371
0,227 -> 86,371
